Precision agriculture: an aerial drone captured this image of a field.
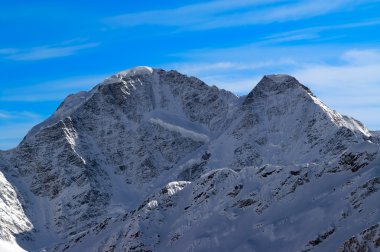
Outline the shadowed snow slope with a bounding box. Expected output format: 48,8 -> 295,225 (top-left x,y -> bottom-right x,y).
0,67 -> 379,252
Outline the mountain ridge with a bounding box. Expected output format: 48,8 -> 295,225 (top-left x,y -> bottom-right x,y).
0,67 -> 379,251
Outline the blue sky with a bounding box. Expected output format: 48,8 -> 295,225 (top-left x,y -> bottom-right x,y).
1,0 -> 380,150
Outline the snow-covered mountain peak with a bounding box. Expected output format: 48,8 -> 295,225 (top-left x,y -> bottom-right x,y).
102,66 -> 154,85
116,66 -> 154,77
23,68 -> 238,143
1,68 -> 379,252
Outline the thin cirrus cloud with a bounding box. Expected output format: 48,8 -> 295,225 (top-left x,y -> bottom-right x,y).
196,0 -> 360,30
0,122 -> 41,150
0,74 -> 109,102
0,42 -> 99,61
104,0 -> 365,30
171,58 -> 296,75
294,49 -> 380,88
263,18 -> 380,44
104,0 -> 275,28
0,110 -> 42,120
341,49 -> 380,65
0,110 -> 45,150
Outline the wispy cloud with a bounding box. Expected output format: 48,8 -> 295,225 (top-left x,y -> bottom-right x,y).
104,0 -> 273,28
104,0 -> 366,30
0,42 -> 99,61
0,112 -> 10,119
294,49 -> 380,87
0,74 -> 109,102
198,0 -> 357,30
263,18 -> 380,44
341,49 -> 380,65
0,111 -> 45,150
0,122 -> 41,150
171,58 -> 296,75
0,110 -> 42,120
0,48 -> 18,54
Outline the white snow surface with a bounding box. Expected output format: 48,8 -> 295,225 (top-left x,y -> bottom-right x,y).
0,240 -> 26,252
0,67 -> 379,252
116,66 -> 154,77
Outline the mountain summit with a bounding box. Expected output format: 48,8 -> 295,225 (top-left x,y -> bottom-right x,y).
255,74 -> 309,92
0,67 -> 379,252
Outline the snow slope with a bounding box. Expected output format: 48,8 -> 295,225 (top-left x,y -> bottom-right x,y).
0,67 -> 379,251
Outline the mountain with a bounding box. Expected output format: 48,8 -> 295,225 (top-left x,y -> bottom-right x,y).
0,66 -> 379,252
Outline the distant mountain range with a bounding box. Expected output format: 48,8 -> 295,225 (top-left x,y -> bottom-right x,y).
0,67 -> 379,251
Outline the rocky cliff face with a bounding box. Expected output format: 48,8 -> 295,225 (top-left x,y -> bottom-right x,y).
0,67 -> 379,251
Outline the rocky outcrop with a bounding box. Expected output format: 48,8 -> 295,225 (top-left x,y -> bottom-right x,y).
338,224 -> 380,252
